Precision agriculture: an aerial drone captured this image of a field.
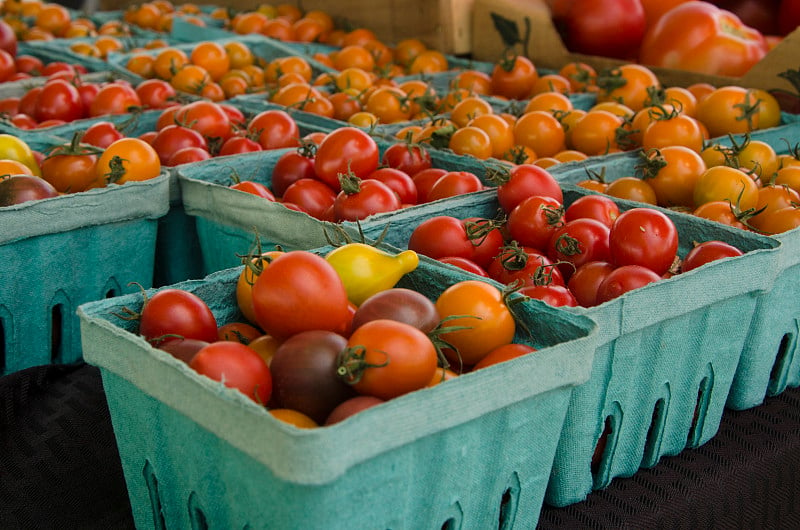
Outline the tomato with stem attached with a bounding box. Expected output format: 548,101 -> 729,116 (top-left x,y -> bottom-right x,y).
434,280 -> 516,369
338,319 -> 438,400
94,137 -> 162,187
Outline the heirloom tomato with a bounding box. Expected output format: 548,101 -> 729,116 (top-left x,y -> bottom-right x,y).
0,175 -> 58,206
639,1 -> 769,77
269,330 -> 355,424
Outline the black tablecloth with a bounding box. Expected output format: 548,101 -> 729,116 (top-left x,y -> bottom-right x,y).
1,362 -> 799,529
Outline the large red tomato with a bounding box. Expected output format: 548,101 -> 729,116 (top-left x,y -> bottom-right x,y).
778,0 -> 800,36
552,0 -> 647,60
639,1 -> 769,77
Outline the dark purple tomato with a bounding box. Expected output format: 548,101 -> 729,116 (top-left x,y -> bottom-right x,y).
351,288 -> 440,334
269,329 -> 355,424
0,175 -> 59,206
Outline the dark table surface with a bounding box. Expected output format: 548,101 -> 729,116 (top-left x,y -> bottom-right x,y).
2,362 -> 799,529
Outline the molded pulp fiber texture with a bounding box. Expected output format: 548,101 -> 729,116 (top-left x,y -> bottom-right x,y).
0,173 -> 170,376
77,258 -> 598,529
176,143 -> 493,274
546,115 -> 800,412
290,185 -> 778,507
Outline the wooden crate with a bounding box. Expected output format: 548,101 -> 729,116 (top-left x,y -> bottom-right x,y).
96,0 -> 475,55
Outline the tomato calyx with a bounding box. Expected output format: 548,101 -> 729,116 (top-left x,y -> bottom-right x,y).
338,168 -> 364,196
336,346 -> 390,384
236,230 -> 282,285
551,232 -> 582,257
771,68 -> 800,112
115,110 -> 143,136
101,154 -> 130,185
779,139 -> 800,163
110,281 -> 149,322
643,86 -> 668,108
296,137 -> 318,158
648,104 -> 681,122
503,145 -> 533,165
614,126 -> 638,152
733,92 -> 761,131
595,68 -> 628,98
44,130 -> 104,160
421,122 -> 456,149
485,163 -> 514,186
426,314 -> 481,374
582,167 -> 609,186
490,14 -> 532,64
463,213 -> 506,247
635,148 -> 669,180
495,241 -> 532,272
148,333 -> 188,346
499,282 -> 534,342
411,84 -> 439,115
325,220 -> 388,248
724,185 -> 769,232
529,261 -> 567,287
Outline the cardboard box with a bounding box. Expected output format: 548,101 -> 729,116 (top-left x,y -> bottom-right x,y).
471,0 -> 800,94
96,0 -> 475,55
298,0 -> 475,54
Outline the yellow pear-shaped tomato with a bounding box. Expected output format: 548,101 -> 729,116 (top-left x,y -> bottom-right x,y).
325,243 -> 419,306
0,134 -> 41,176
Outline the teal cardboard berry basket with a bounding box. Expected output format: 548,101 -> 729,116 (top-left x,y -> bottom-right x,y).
546,114 -> 800,412
77,254 -> 598,529
0,161 -> 169,376
175,142 -> 494,274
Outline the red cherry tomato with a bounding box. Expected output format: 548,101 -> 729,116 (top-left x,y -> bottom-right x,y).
681,240 -> 744,272
138,288 -> 218,344
609,207 -> 679,275
190,341 -> 272,404
596,264 -> 662,303
314,127 -> 379,192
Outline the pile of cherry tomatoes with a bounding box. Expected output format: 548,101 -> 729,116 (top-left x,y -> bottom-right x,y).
0,0 -> 798,417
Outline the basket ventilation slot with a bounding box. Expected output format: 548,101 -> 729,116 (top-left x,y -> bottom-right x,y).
768,321 -> 798,396
143,460 -> 166,530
